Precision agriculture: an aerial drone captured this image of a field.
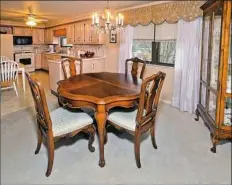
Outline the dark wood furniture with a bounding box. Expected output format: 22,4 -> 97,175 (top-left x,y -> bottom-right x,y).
125,57 -> 146,79
61,58 -> 83,79
195,0 -> 232,153
57,72 -> 143,167
26,73 -> 96,177
107,72 -> 166,168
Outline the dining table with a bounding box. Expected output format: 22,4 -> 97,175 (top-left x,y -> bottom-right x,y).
57,72 -> 142,167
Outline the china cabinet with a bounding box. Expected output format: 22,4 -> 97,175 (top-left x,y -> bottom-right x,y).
195,0 -> 232,153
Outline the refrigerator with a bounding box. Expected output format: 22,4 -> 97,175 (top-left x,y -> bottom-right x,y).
0,34 -> 13,60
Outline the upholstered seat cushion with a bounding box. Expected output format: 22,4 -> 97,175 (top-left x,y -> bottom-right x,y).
50,107 -> 93,137
107,108 -> 139,131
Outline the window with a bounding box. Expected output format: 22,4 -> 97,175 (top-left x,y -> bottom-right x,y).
60,37 -> 73,47
132,22 -> 177,67
132,39 -> 153,61
152,41 -> 176,66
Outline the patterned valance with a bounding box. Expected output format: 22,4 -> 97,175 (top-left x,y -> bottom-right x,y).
120,1 -> 205,26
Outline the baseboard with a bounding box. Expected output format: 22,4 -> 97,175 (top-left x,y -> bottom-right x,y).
160,99 -> 172,105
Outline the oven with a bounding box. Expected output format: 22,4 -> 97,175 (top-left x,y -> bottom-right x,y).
14,52 -> 35,72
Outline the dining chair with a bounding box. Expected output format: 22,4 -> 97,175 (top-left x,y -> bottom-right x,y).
61,58 -> 82,79
125,57 -> 146,79
0,60 -> 19,96
107,71 -> 166,168
26,73 -> 96,177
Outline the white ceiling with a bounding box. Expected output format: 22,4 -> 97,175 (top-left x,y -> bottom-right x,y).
0,1 -> 152,26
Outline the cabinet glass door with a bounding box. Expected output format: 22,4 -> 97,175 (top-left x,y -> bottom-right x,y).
200,83 -> 207,107
210,6 -> 223,90
208,91 -> 217,121
224,97 -> 232,126
201,14 -> 211,82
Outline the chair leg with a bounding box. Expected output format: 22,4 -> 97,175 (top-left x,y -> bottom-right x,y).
88,125 -> 95,152
150,125 -> 158,149
13,82 -> 18,96
134,130 -> 141,168
35,128 -> 42,154
46,137 -> 54,177
104,128 -> 108,144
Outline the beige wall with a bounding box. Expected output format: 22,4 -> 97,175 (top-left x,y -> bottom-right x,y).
144,65 -> 174,103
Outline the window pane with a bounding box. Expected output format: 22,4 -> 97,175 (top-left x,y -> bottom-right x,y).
157,41 -> 176,64
132,39 -> 152,61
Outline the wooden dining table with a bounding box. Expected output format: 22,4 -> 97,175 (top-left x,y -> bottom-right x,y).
57,72 -> 142,167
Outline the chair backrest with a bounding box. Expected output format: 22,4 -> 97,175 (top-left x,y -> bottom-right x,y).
26,72 -> 52,132
136,71 -> 166,126
1,56 -> 10,62
0,60 -> 19,84
61,58 -> 82,79
125,57 -> 146,79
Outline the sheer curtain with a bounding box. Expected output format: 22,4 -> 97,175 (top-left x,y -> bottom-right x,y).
118,25 -> 134,73
172,18 -> 202,114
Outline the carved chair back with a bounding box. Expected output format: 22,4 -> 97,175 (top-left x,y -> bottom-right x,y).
26,72 -> 53,133
0,60 -> 19,87
125,57 -> 146,79
136,71 -> 166,126
61,58 -> 82,79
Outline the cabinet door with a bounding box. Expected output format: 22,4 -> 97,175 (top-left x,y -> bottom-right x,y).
41,54 -> 45,69
74,23 -> 81,43
66,24 -> 74,44
84,21 -> 92,43
24,28 -> 32,36
35,54 -> 41,69
32,29 -> 39,44
82,60 -> 93,73
13,27 -> 24,36
93,59 -> 105,73
39,29 -> 45,44
91,30 -> 99,43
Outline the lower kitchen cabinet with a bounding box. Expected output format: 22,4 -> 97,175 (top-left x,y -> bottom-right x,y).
82,58 -> 106,73
34,54 -> 41,69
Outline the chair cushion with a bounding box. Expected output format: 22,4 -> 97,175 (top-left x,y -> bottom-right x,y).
107,108 -> 139,131
50,107 -> 93,137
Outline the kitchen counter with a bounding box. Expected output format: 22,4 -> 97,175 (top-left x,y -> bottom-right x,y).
43,52 -> 106,61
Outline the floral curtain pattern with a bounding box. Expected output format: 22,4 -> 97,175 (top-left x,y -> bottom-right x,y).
120,1 -> 205,26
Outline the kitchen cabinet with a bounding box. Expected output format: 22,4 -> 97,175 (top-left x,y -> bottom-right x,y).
71,20 -> 105,44
45,28 -> 58,44
33,29 -> 45,44
66,24 -> 75,44
35,54 -> 42,69
42,54 -> 62,71
13,27 -> 32,36
82,58 -> 105,73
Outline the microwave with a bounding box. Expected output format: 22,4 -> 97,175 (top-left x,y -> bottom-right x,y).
13,36 -> 33,45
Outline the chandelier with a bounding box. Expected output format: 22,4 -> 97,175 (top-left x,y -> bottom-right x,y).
92,1 -> 124,34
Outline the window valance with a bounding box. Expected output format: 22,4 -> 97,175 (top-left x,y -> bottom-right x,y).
119,1 -> 204,26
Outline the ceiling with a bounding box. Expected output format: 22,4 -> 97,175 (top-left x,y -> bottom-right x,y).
0,1 -> 152,26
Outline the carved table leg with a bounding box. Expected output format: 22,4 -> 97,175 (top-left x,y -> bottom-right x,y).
195,108 -> 200,121
95,105 -> 107,167
210,133 -> 219,153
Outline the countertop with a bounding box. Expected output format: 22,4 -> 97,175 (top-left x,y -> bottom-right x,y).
43,52 -> 106,61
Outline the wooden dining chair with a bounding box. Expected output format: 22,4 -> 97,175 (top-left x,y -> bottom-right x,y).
26,73 -> 96,177
0,60 -> 19,96
1,56 -> 10,62
61,58 -> 82,79
107,71 -> 166,168
125,57 -> 146,79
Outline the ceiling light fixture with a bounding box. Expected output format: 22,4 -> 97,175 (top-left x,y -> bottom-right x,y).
26,20 -> 37,27
92,0 -> 124,34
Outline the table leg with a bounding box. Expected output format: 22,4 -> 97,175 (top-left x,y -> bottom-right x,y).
22,68 -> 25,91
95,105 -> 107,167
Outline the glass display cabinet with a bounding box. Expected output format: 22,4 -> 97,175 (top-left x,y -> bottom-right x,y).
195,0 -> 232,153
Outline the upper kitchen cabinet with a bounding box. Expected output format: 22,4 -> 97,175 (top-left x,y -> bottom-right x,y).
32,28 -> 45,44
13,27 -> 32,36
72,20 -> 105,44
45,28 -> 58,44
66,24 -> 75,44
